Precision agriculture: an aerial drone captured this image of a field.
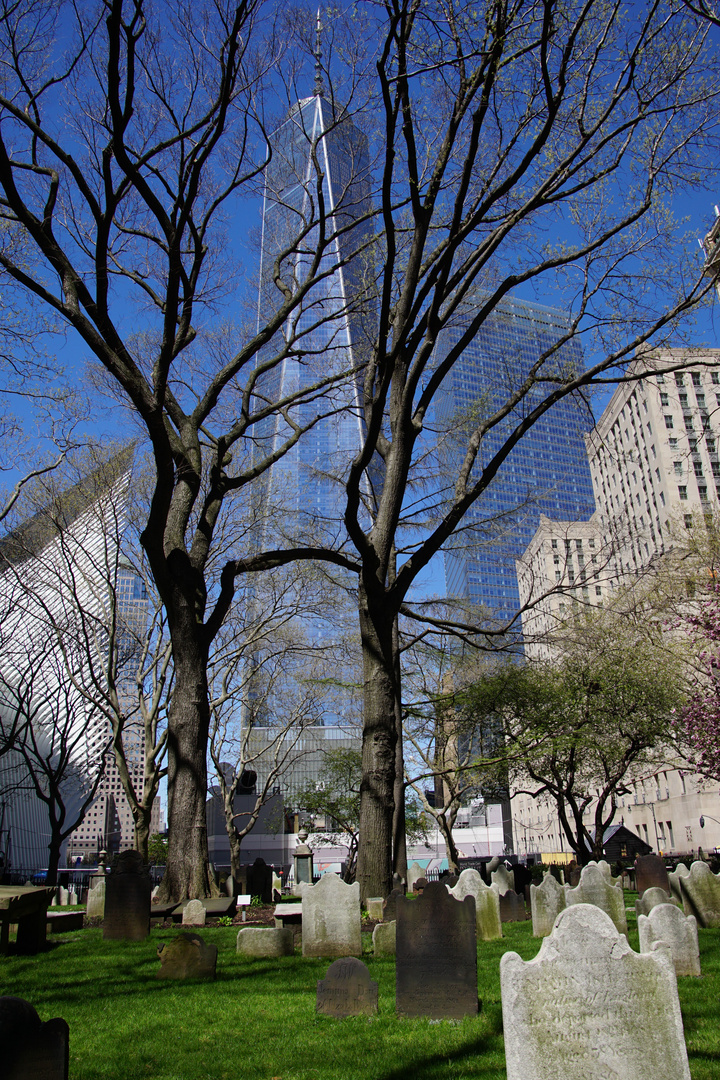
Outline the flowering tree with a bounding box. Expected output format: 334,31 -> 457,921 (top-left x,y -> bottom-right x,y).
677,581 -> 720,780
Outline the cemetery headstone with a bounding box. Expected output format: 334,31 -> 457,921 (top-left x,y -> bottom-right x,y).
530,872 -> 566,937
59,887 -> 69,906
68,889 -> 77,906
382,888 -> 405,923
501,904 -> 691,1080
635,886 -> 679,919
391,872 -> 406,893
497,888 -> 527,923
638,903 -> 701,978
272,871 -> 283,900
406,862 -> 424,891
566,860 -> 581,886
225,875 -> 236,898
247,858 -> 273,903
439,872 -> 458,888
85,876 -> 105,920
372,920 -> 396,957
677,860 -> 720,928
182,899 -> 206,927
412,876 -> 428,894
564,862 -> 627,936
102,850 -> 151,941
635,853 -> 671,897
447,868 -> 502,940
366,897 -> 384,920
396,881 -> 478,1019
299,874 -> 361,958
486,856 -> 501,876
491,864 -> 515,894
316,957 -> 378,1017
237,927 -> 294,957
0,996 -> 69,1080
668,862 -> 690,904
513,863 -> 533,900
156,933 -> 217,979
151,885 -> 160,900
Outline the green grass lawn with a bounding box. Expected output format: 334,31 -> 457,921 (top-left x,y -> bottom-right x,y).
1,905 -> 720,1080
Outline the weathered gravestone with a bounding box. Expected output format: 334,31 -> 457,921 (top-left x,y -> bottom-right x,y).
182,899 -> 206,927
564,862 -> 627,937
497,888 -> 527,923
635,853 -> 671,897
513,863 -> 533,900
639,904 -> 701,978
85,876 -> 105,919
0,996 -> 69,1080
635,886 -> 679,919
366,897 -> 384,920
500,904 -> 691,1080
102,850 -> 151,941
413,876 -> 428,894
406,862 -> 425,892
566,860 -> 581,886
373,920 -> 396,957
668,863 -> 690,904
247,858 -> 273,904
316,957 -> 378,1017
677,860 -> 720,928
530,872 -> 566,937
439,872 -> 458,888
382,888 -> 405,923
156,933 -> 217,979
396,881 -> 477,1019
237,927 -> 294,957
391,872 -> 406,893
447,868 -> 502,941
299,874 -> 361,958
490,863 -> 515,894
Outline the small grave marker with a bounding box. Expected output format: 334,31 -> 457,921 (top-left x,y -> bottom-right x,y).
156,933 -> 217,980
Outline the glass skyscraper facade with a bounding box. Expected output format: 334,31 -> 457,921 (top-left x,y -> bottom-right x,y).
436,296 -> 596,625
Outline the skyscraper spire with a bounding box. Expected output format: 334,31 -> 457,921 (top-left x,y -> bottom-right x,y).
314,7 -> 324,97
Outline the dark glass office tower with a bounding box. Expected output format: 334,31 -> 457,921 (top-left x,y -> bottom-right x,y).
436,296 -> 596,625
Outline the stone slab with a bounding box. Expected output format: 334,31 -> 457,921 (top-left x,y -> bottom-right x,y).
102,851 -> 151,942
497,888 -> 527,923
86,877 -> 105,920
639,904 -> 700,978
530,872 -> 566,937
182,900 -> 206,927
396,881 -> 477,1019
237,927 -> 294,958
501,904 -> 691,1080
447,869 -> 502,941
156,933 -> 217,980
366,897 -> 384,920
46,911 -> 84,934
564,863 -> 627,936
678,861 -> 720,928
300,874 -> 361,958
274,902 -> 302,928
372,920 -> 396,957
635,854 -> 671,897
0,996 -> 69,1080
316,957 -> 378,1017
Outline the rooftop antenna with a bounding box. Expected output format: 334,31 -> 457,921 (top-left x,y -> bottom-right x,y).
314,7 -> 324,97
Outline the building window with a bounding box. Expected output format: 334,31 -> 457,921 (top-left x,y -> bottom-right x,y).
551,539 -> 558,549
692,372 -> 701,387
694,461 -> 704,477
674,461 -> 683,475
660,392 -> 669,406
685,513 -> 693,527
699,485 -> 708,501
664,415 -> 674,429
660,491 -> 665,506
678,485 -> 687,500
657,372 -> 665,384
595,586 -> 602,597
675,372 -> 684,386
669,437 -> 677,448
697,393 -> 706,408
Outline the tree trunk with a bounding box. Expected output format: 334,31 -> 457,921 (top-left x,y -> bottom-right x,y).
46,833 -> 62,887
133,806 -> 152,864
392,615 -> 407,882
156,630 -> 218,902
437,810 -> 460,874
356,579 -> 397,903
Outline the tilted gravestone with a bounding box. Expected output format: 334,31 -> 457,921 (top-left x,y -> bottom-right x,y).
501,904 -> 691,1080
247,858 -> 273,904
156,933 -> 217,979
490,864 -> 515,894
102,850 -> 151,941
372,920 -> 396,957
86,876 -> 106,919
0,996 -> 69,1080
382,888 -> 405,923
668,863 -> 690,904
564,863 -> 627,937
406,862 -> 425,891
396,881 -> 477,1019
678,860 -> 720,928
237,927 -> 294,958
447,868 -> 502,941
497,888 -> 527,923
182,899 -> 206,927
639,904 -> 701,978
530,872 -> 566,937
299,874 -> 361,958
635,887 -> 679,920
635,853 -> 671,897
639,902 -> 699,980
316,957 -> 378,1017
